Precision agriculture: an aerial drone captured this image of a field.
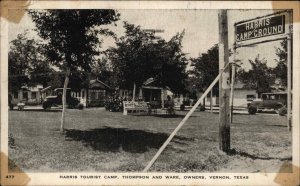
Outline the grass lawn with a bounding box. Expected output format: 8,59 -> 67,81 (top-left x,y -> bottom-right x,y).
8,108 -> 292,172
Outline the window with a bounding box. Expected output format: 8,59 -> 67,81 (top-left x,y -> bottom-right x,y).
23,92 -> 28,100
122,90 -> 128,97
98,90 -> 105,100
14,92 -> 18,99
246,94 -> 256,101
90,92 -> 96,100
31,92 -> 37,99
270,95 -> 275,100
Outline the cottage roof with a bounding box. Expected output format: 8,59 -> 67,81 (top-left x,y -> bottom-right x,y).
21,84 -> 43,92
89,79 -> 111,89
142,78 -> 171,91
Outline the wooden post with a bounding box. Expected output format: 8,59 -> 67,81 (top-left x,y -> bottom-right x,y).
161,88 -> 164,108
218,9 -> 230,152
132,83 -> 136,101
287,11 -> 292,131
210,90 -> 213,113
230,49 -> 236,123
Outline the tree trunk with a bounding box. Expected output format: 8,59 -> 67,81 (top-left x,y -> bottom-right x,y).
210,90 -> 213,112
60,68 -> 70,133
132,83 -> 136,101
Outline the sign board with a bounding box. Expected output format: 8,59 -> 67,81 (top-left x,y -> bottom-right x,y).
235,14 -> 286,44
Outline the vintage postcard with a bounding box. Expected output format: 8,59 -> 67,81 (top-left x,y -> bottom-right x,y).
1,1 -> 299,185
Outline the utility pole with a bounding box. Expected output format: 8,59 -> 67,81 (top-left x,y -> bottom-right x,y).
218,9 -> 230,152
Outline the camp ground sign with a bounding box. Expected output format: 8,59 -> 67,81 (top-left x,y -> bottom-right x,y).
235,13 -> 287,45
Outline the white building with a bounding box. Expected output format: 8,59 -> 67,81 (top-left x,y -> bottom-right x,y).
204,81 -> 258,108
10,84 -> 44,105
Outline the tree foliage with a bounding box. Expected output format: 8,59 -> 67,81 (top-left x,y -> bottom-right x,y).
90,56 -> 117,88
8,32 -> 53,92
189,45 -> 219,92
273,39 -> 287,86
28,9 -> 120,73
108,22 -> 187,93
237,55 -> 275,96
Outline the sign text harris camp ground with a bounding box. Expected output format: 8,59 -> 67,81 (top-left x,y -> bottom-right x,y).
235,14 -> 285,42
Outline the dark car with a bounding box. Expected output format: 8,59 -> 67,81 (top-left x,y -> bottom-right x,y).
247,92 -> 287,115
42,88 -> 81,110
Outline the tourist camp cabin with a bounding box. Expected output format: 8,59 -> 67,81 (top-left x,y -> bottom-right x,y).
118,78 -> 173,108
10,84 -> 44,105
139,78 -> 173,106
71,79 -> 111,107
203,80 -> 258,108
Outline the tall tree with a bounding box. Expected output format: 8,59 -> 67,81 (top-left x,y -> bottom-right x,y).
189,45 -> 219,92
29,10 -> 119,132
8,32 -> 53,92
91,56 -> 117,89
237,55 -> 275,97
108,22 -> 187,95
273,39 -> 287,87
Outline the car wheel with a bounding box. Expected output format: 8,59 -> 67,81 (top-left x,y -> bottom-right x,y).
180,104 -> 185,111
248,106 -> 257,115
68,104 -> 75,109
278,106 -> 287,116
78,104 -> 84,110
42,102 -> 51,110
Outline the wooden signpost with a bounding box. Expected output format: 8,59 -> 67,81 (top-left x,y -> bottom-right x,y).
234,10 -> 293,131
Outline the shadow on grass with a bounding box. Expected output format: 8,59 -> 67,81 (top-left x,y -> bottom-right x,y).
10,109 -> 62,112
65,127 -> 193,153
228,148 -> 292,161
266,124 -> 287,128
132,114 -> 198,118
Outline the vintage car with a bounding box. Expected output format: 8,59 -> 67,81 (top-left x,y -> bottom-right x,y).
247,92 -> 287,115
42,88 -> 82,110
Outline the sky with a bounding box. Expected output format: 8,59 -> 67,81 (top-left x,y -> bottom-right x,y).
8,9 -> 284,71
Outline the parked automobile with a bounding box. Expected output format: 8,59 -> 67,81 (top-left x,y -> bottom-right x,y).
247,92 -> 287,115
42,88 -> 82,110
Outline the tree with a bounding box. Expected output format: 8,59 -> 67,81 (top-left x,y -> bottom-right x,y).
189,45 -> 219,93
91,56 -> 117,89
8,32 -> 53,92
236,55 -> 275,97
273,39 -> 287,87
156,31 -> 188,93
108,22 -> 187,96
29,10 -> 120,132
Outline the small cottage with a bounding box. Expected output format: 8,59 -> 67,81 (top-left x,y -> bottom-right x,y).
138,78 -> 173,108
72,79 -> 111,107
10,84 -> 44,105
204,80 -> 258,108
